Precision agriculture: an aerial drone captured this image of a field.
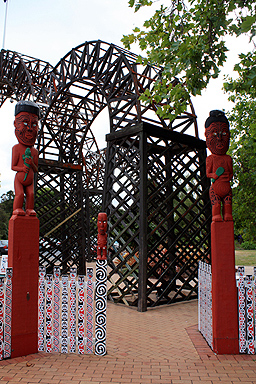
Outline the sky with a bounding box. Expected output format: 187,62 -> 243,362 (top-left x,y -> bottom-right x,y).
0,0 -> 252,194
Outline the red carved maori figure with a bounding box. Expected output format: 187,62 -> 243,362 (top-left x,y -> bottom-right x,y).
11,100 -> 40,216
205,110 -> 233,222
97,212 -> 107,260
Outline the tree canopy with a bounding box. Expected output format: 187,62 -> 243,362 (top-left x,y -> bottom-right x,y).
123,0 -> 256,244
122,0 -> 256,119
224,51 -> 256,244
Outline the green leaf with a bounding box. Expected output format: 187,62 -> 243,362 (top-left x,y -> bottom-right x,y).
177,3 -> 182,11
240,16 -> 255,33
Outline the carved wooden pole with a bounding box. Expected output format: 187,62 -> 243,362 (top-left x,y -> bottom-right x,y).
8,100 -> 40,358
205,110 -> 239,354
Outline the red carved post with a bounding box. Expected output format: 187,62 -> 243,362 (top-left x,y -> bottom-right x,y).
97,212 -> 107,261
205,110 -> 239,354
11,100 -> 39,217
8,100 -> 40,358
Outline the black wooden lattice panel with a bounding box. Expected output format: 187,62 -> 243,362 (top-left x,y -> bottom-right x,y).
104,122 -> 211,310
104,135 -> 141,306
35,165 -> 87,273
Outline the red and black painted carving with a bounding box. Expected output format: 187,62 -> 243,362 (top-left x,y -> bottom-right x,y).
97,213 -> 107,261
205,110 -> 233,222
12,100 -> 40,217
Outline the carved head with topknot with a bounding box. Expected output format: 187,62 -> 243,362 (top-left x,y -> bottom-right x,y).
205,110 -> 230,155
14,100 -> 40,146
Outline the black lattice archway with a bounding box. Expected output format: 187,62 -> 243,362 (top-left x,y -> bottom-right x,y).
0,41 -> 211,308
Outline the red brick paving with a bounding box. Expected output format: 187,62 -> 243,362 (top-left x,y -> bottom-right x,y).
0,300 -> 256,383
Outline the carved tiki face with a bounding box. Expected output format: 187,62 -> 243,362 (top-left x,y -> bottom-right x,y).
97,213 -> 107,235
205,121 -> 230,155
14,112 -> 39,146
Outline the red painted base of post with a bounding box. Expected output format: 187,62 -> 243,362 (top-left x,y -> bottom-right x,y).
8,215 -> 39,358
211,221 -> 239,354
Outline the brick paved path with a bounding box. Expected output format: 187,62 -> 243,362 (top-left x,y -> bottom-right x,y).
0,300 -> 255,383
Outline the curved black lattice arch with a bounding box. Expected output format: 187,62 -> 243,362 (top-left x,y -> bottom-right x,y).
0,41 -> 198,186
0,41 -> 210,307
39,41 -> 198,163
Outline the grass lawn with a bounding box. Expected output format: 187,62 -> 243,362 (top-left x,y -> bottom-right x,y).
235,250 -> 256,266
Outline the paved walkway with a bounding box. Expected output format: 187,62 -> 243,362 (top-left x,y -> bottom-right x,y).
0,300 -> 256,383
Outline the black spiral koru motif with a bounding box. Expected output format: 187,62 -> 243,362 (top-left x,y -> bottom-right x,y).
4,268 -> 12,359
77,275 -> 85,354
95,260 -> 107,356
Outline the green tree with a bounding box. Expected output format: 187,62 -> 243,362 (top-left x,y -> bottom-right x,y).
224,52 -> 256,243
122,0 -> 256,119
0,207 -> 9,239
0,191 -> 14,239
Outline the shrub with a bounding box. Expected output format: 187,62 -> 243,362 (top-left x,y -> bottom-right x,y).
241,241 -> 256,250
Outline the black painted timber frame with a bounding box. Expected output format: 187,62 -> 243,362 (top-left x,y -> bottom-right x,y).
103,122 -> 211,311
0,41 -> 209,284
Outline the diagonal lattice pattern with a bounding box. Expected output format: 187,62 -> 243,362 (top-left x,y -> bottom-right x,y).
146,138 -> 211,306
104,123 -> 211,310
35,164 -> 87,273
104,135 -> 141,306
0,43 -> 209,299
